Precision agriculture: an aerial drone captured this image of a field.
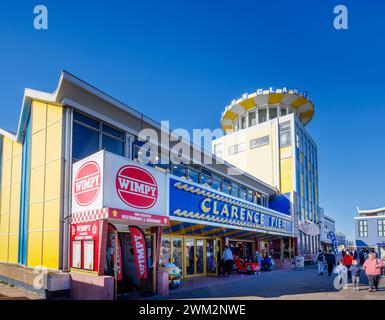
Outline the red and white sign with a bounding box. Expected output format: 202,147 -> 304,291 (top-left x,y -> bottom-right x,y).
116,165 -> 158,209
74,161 -> 101,206
72,150 -> 168,226
129,226 -> 148,280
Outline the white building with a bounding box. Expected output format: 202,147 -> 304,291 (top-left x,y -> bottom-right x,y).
355,206 -> 385,259
319,208 -> 336,251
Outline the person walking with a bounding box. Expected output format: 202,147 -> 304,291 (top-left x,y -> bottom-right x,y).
359,249 -> 366,266
325,250 -> 336,276
314,250 -> 326,276
343,251 -> 353,278
222,245 -> 234,277
349,259 -> 362,291
363,252 -> 384,292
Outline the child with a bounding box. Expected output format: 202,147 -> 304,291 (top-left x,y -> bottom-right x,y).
349,259 -> 361,291
335,259 -> 348,289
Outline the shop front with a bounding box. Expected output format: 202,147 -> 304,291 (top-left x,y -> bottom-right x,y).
161,175 -> 293,278
70,150 -> 169,299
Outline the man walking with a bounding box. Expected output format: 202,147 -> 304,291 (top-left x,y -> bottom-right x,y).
222,245 -> 234,277
325,250 -> 336,276
315,250 -> 326,276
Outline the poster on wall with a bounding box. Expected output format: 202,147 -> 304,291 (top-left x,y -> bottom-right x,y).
72,241 -> 81,269
83,241 -> 95,270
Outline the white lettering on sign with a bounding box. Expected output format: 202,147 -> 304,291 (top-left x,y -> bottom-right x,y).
134,234 -> 146,275
118,177 -> 156,197
75,175 -> 100,193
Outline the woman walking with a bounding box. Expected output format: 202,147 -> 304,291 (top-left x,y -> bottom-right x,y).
363,252 -> 384,292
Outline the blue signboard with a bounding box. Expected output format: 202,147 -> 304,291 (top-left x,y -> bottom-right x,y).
327,231 -> 339,258
169,176 -> 292,235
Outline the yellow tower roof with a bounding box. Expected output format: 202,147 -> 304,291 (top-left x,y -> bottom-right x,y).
221,87 -> 314,131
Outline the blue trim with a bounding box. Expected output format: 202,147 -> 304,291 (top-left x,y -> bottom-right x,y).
18,112 -> 31,265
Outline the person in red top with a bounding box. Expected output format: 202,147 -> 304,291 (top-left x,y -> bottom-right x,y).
363,252 -> 384,292
343,251 -> 353,279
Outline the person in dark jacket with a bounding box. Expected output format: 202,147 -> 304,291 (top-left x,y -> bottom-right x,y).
359,249 -> 366,266
324,250 -> 336,276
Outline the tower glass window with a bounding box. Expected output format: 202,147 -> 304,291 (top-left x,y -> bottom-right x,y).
279,121 -> 291,147
248,111 -> 256,127
258,108 -> 267,123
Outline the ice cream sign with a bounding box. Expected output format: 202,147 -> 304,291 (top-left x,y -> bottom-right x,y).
71,150 -> 168,219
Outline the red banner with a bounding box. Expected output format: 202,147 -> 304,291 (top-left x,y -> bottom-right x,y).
107,224 -> 123,280
129,226 -> 148,280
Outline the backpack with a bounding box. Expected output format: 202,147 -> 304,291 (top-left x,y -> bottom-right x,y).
318,253 -> 323,262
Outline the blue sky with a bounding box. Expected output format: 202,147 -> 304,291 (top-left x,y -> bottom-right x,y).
0,1 -> 384,240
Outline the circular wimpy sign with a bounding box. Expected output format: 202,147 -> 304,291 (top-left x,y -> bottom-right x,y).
116,165 -> 158,209
74,161 -> 101,206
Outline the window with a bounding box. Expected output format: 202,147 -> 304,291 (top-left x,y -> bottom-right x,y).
258,108 -> 267,123
239,186 -> 247,200
102,124 -> 125,156
72,113 -> 100,161
212,174 -> 221,191
269,107 -> 277,120
188,167 -> 200,183
171,164 -> 187,178
200,168 -> 212,186
250,135 -> 269,149
228,143 -> 245,155
358,220 -> 368,237
240,115 -> 246,129
378,220 -> 385,237
72,111 -> 126,161
248,111 -> 256,127
231,182 -> 239,197
280,107 -> 288,116
246,189 -> 254,202
279,121 -> 291,147
222,178 -> 232,195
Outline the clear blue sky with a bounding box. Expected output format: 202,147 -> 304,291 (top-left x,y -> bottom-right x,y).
0,1 -> 384,240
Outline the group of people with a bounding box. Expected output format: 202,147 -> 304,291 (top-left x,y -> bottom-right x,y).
315,248 -> 384,292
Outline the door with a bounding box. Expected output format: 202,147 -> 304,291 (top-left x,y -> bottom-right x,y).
185,238 -> 205,277
206,238 -> 221,275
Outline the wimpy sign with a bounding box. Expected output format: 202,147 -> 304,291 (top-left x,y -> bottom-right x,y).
129,226 -> 148,279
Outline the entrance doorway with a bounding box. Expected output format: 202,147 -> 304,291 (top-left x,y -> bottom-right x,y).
185,238 -> 205,276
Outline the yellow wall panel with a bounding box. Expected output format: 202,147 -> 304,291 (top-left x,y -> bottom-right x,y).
12,142 -> 22,157
47,105 -> 62,127
11,154 -> 22,184
28,202 -> 44,231
1,185 -> 10,213
1,160 -> 12,188
280,146 -> 292,159
8,234 -> 19,263
43,199 -> 60,230
27,231 -> 42,267
9,213 -> 20,234
31,101 -> 47,134
30,129 -> 46,168
42,231 -> 59,269
29,166 -> 45,203
2,138 -> 13,161
0,213 -> 9,234
46,122 -> 62,163
0,235 -> 9,261
44,160 -> 62,200
10,184 -> 21,213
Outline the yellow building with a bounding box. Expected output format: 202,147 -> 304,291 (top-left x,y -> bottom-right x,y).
212,88 -> 321,260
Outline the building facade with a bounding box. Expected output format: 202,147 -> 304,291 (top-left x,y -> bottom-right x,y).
212,88 -> 321,261
319,208 -> 336,252
355,206 -> 385,259
0,72 -> 296,298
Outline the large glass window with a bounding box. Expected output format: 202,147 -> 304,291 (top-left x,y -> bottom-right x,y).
212,174 -> 221,191
358,220 -> 368,237
378,220 -> 385,237
188,167 -> 200,183
222,178 -> 232,195
72,111 -> 126,161
279,121 -> 291,147
240,115 -> 246,129
231,181 -> 239,197
239,186 -> 247,200
171,163 -> 187,177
